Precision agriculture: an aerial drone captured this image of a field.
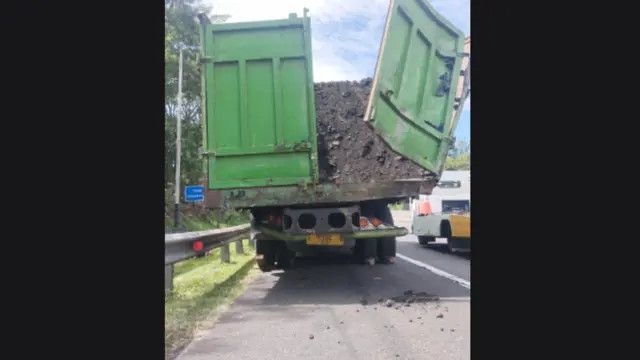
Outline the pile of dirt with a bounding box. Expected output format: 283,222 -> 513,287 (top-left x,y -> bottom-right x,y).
390,290 -> 440,303
314,79 -> 432,184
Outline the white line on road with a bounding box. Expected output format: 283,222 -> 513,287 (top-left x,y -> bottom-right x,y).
396,253 -> 471,289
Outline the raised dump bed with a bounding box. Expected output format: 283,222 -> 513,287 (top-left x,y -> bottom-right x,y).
197,0 -> 469,268
198,0 -> 468,210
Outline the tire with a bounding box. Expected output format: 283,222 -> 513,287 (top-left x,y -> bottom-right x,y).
447,237 -> 461,253
275,241 -> 295,269
376,203 -> 396,263
256,238 -> 276,272
448,237 -> 470,253
360,200 -> 396,264
447,238 -> 455,253
418,236 -> 435,245
353,238 -> 377,264
357,202 -> 379,264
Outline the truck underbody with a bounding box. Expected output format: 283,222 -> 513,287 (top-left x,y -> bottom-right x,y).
204,179 -> 437,271
196,2 -> 469,271
248,198 -> 410,271
204,178 -> 437,209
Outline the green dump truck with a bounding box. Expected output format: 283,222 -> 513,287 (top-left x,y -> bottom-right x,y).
197,0 -> 469,270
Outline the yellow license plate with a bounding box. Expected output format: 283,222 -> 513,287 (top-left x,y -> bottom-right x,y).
306,233 -> 344,246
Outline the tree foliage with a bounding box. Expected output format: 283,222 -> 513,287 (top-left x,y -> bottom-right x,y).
165,1 -> 229,197
445,139 -> 470,170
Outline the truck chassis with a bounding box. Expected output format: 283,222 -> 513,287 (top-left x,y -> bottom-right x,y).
250,199 -> 409,271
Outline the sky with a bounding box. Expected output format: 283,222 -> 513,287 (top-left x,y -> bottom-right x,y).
203,0 -> 470,142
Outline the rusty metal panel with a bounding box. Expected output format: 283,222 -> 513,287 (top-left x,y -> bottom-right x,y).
205,180 -> 437,209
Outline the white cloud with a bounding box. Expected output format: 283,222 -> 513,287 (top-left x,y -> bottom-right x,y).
205,0 -> 388,81
430,0 -> 470,34
202,0 -> 469,81
205,0 -> 388,23
204,0 -> 315,22
202,0 -> 470,140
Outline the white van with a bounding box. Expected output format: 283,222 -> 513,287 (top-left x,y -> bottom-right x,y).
410,171 -> 470,252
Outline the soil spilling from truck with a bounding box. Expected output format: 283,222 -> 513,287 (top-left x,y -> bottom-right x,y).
314,79 -> 433,183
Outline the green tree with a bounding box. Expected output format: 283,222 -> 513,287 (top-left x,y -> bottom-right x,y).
445,153 -> 470,170
445,139 -> 470,170
448,139 -> 469,158
165,1 -> 229,198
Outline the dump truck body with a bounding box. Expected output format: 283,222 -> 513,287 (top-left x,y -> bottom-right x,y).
197,0 -> 468,268
198,14 -> 319,190
198,0 -> 467,209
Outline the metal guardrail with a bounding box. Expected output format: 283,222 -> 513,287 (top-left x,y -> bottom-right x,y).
165,223 -> 252,292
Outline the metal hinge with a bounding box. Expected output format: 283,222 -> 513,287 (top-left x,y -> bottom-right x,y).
443,136 -> 456,148
292,141 -> 311,151
198,56 -> 213,64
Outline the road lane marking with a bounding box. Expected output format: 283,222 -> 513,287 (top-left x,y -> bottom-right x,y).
396,253 -> 471,289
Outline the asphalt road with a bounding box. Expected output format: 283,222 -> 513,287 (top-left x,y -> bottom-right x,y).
177,211 -> 470,360
392,210 -> 470,282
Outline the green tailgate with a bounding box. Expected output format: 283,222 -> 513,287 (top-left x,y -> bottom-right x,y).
364,0 -> 466,174
198,13 -> 318,189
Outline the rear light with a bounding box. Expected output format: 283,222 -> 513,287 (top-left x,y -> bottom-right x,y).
192,240 -> 204,252
359,217 -> 369,228
370,217 -> 383,227
267,214 -> 282,225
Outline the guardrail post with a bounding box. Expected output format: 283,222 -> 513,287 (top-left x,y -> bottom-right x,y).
165,264 -> 173,293
249,233 -> 256,248
166,223 -> 251,267
235,239 -> 244,254
221,243 -> 231,263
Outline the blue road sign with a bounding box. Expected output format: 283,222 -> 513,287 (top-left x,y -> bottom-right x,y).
184,185 -> 204,202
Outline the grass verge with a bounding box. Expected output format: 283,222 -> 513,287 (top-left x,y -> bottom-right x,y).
165,238 -> 257,359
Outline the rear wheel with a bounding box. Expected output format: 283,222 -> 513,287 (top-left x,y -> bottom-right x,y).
418,236 -> 435,245
448,237 -> 470,253
353,238 -> 377,264
376,203 -> 396,264
360,200 -> 396,264
275,241 -> 295,269
256,237 -> 276,272
447,237 -> 463,253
